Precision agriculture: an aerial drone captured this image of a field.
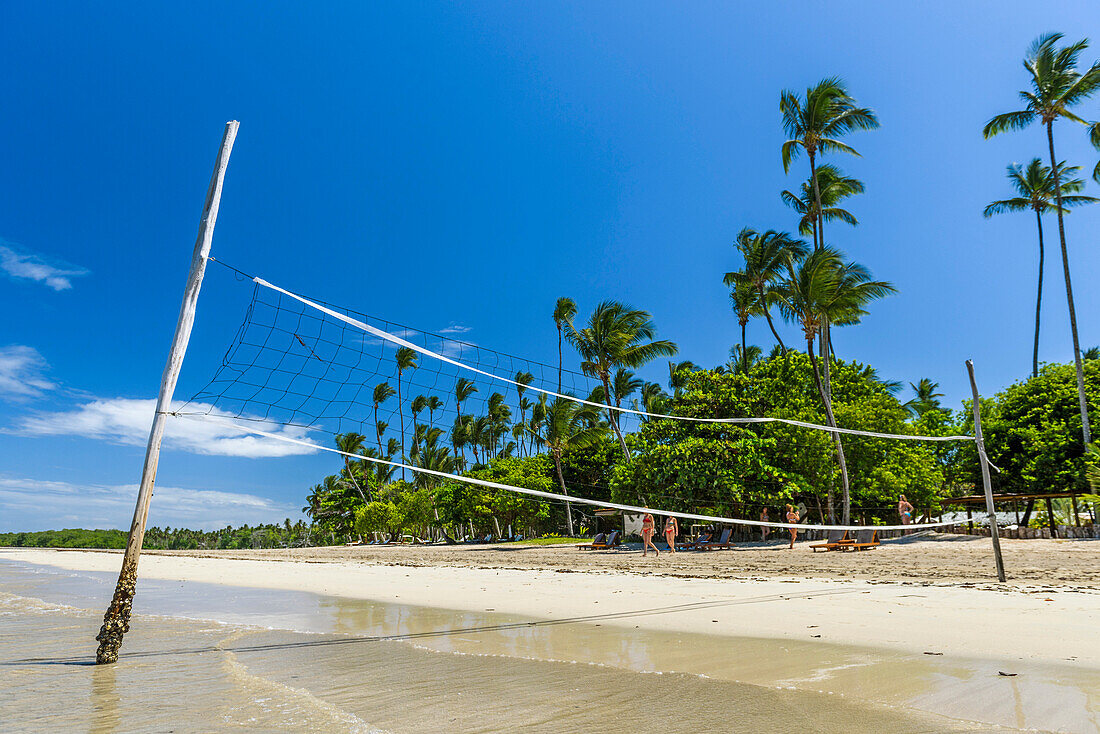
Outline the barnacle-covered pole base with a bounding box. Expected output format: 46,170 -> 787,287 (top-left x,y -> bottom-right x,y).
95,560 -> 137,664
92,121 -> 238,664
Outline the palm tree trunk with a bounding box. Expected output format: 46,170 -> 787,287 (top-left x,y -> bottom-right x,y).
602,374 -> 630,456
553,450 -> 575,537
557,326 -> 563,393
1046,122 -> 1091,445
741,319 -> 748,373
810,152 -> 824,251
343,458 -> 369,503
759,286 -> 787,354
1033,210 -> 1045,379
807,337 -> 851,525
397,372 -> 406,479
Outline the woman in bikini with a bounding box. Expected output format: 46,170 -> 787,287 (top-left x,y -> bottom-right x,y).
760,507 -> 770,542
786,504 -> 799,549
664,515 -> 678,552
641,512 -> 660,557
898,495 -> 914,534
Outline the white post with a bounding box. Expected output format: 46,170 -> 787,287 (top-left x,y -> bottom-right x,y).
96,121 -> 239,664
966,359 -> 1006,583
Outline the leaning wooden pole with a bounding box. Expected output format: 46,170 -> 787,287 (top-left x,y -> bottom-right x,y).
966,359 -> 1006,583
96,121 -> 239,664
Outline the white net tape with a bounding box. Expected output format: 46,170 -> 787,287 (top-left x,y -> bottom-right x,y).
181,413 -> 962,533
253,277 -> 974,443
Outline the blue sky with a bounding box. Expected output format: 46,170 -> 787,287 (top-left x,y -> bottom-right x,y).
3,2 -> 1100,531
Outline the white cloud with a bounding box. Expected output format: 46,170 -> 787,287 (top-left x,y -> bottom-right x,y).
0,345 -> 55,399
15,398 -> 318,458
0,476 -> 302,532
439,322 -> 472,335
0,243 -> 88,291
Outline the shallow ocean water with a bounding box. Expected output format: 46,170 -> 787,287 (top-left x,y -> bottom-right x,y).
1,559 -> 1089,732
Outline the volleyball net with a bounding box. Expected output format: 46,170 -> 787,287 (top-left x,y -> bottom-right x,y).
175,261 -> 977,533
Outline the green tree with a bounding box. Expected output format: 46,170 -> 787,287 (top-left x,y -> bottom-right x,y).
394,347 -> 419,473
781,164 -> 863,246
781,77 -> 879,250
372,382 -> 396,454
723,228 -> 808,354
983,158 -> 1096,376
334,432 -> 369,502
984,32 -> 1100,444
534,397 -> 607,536
904,379 -> 945,418
553,297 -> 577,393
566,301 -> 678,456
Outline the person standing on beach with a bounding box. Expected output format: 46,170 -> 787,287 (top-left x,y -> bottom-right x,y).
760,507 -> 770,542
641,512 -> 660,557
898,495 -> 914,534
785,504 -> 799,549
664,515 -> 678,552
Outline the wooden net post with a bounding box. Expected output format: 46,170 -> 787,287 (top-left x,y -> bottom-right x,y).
95,121 -> 239,664
966,360 -> 1006,582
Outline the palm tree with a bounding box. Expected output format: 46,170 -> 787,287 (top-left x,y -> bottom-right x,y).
904,379 -> 945,418
334,432 -> 369,502
410,395 -> 429,449
635,381 -> 670,418
724,228 -> 808,354
426,395 -> 444,427
729,278 -> 759,372
728,344 -> 763,375
451,414 -> 470,467
514,371 -> 534,450
467,415 -> 490,465
983,32 -> 1100,444
781,164 -> 864,246
776,247 -> 894,525
612,367 -> 644,426
533,397 -> 607,537
454,377 -> 478,420
394,347 -> 418,475
781,77 -> 879,251
553,297 -> 577,393
668,360 -> 696,397
371,382 -> 396,454
566,301 -> 678,456
984,158 -> 1096,376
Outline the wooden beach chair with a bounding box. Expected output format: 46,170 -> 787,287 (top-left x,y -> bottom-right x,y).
843,529 -> 879,551
697,527 -> 733,551
576,532 -> 607,550
810,529 -> 849,552
675,531 -> 710,551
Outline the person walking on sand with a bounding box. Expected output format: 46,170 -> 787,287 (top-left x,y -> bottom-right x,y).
641,511 -> 660,557
785,504 -> 799,549
664,515 -> 678,552
760,507 -> 770,542
898,495 -> 914,534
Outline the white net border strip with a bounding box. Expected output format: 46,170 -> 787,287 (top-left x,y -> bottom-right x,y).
252,277 -> 972,443
181,413 -> 961,532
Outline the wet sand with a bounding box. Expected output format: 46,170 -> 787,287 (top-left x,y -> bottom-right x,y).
0,561 -> 1002,733
3,536 -> 1098,731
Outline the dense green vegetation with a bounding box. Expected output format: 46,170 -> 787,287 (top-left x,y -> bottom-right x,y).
0,522 -> 311,550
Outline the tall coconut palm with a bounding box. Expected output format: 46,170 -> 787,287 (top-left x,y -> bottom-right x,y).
984,159 -> 1096,376
533,397 -> 607,537
724,228 -> 809,354
983,32 -> 1100,444
371,382 -> 396,454
426,395 -> 444,427
553,297 -> 577,393
451,414 -> 470,467
454,378 -> 478,420
394,347 -> 418,476
410,395 -> 429,449
668,360 -> 697,397
566,301 -> 678,456
904,379 -> 945,418
334,432 -> 369,502
781,77 -> 879,251
729,278 -> 760,373
612,368 -> 643,416
781,164 -> 864,248
776,247 -> 894,525
514,371 -> 534,449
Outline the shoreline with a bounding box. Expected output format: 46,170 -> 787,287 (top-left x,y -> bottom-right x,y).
4,543 -> 1098,670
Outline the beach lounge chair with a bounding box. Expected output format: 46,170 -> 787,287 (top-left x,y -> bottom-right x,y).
810,529 -> 849,552
697,527 -> 733,550
675,531 -> 710,551
576,532 -> 606,549
843,529 -> 879,551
